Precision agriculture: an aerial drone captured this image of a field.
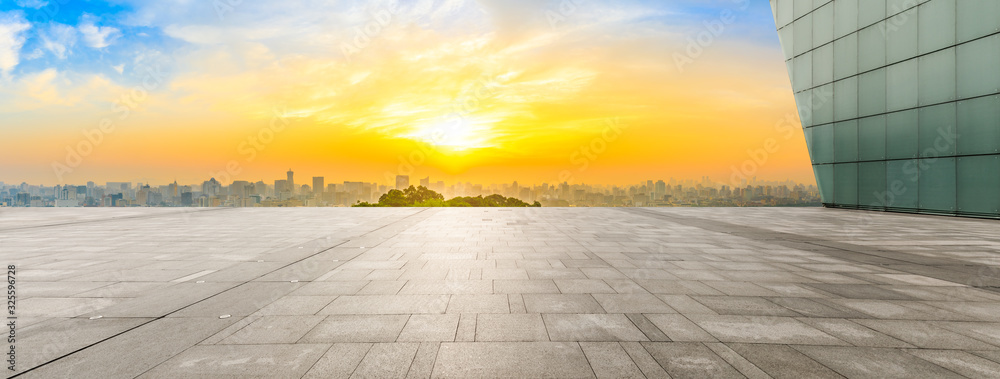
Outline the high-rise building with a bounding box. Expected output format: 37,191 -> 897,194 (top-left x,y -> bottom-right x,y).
286,169 -> 295,195
772,0 -> 1000,218
396,175 -> 409,190
420,177 -> 430,187
313,177 -> 325,195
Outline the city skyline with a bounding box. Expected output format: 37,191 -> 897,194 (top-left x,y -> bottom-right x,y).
0,1 -> 813,186
0,167 -> 821,208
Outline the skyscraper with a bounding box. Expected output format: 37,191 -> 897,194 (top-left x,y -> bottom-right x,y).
772,0 -> 1000,218
287,169 -> 295,195
396,175 -> 409,190
313,177 -> 325,195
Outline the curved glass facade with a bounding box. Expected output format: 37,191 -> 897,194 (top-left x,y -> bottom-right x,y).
772,0 -> 1000,218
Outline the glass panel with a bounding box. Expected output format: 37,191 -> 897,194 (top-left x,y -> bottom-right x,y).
834,121 -> 859,163
859,161 -> 888,208
859,68 -> 887,117
918,47 -> 956,106
886,0 -> 916,17
885,6 -> 918,65
957,34 -> 1000,99
811,123 -> 835,164
814,164 -> 834,203
795,90 -> 814,127
918,102 -> 957,158
794,14 -> 814,57
859,0 -> 886,28
834,0 -> 859,39
858,22 -> 886,72
887,159 -> 919,209
793,53 -> 813,92
918,0 -> 956,54
804,126 -> 817,163
834,163 -> 859,205
886,58 -> 918,111
958,0 -> 1000,43
859,115 -> 887,160
794,0 -> 812,19
918,157 -> 956,212
886,109 -> 918,159
813,83 -> 835,125
813,3 -> 834,47
813,43 -> 834,86
778,0 -> 794,28
957,156 -> 1000,215
778,26 -> 795,61
834,33 -> 858,81
834,76 -> 858,122
957,96 -> 1000,155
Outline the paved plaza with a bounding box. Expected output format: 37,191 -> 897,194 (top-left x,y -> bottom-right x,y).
3,207 -> 1000,378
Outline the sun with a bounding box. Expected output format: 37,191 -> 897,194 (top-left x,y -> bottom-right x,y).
405,115 -> 496,152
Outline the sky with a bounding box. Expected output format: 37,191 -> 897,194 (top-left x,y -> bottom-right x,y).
0,0 -> 813,187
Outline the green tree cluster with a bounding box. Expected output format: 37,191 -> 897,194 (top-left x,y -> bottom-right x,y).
355,186 -> 541,208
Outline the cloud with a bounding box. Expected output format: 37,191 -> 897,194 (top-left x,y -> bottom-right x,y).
40,23 -> 78,59
0,11 -> 31,77
14,0 -> 48,9
79,14 -> 121,49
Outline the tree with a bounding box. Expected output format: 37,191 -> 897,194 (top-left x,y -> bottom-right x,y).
379,189 -> 409,207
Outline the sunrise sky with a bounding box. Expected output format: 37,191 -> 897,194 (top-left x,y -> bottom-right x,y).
0,0 -> 812,186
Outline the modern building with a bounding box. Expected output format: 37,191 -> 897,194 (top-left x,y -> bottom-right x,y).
396,175 -> 409,190
772,0 -> 1000,218
286,169 -> 295,195
313,177 -> 325,195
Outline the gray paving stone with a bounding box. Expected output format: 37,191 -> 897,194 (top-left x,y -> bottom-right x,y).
580,342 -> 646,378
523,294 -> 606,313
476,313 -> 549,341
140,344 -> 329,378
692,296 -> 802,317
300,315 -> 409,343
907,349 -> 1000,379
553,279 -> 617,293
796,318 -> 914,348
645,314 -> 717,342
853,319 -> 999,350
446,294 -> 509,313
351,343 -> 420,378
641,342 -> 745,379
493,279 -> 560,294
794,346 -> 966,378
320,295 -> 450,314
543,313 -> 648,342
692,315 -> 846,345
397,314 -> 460,342
254,295 -> 337,316
727,343 -> 843,379
220,315 -> 325,344
302,343 -> 372,378
432,342 -> 594,378
591,293 -> 676,313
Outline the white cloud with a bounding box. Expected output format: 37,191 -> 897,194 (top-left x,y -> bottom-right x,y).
15,0 -> 48,9
79,15 -> 121,48
40,23 -> 78,59
0,11 -> 31,77
113,64 -> 125,74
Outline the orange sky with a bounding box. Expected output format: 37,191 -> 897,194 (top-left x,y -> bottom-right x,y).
0,1 -> 813,187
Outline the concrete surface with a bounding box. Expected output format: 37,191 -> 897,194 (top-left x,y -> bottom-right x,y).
2,207 -> 1000,378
